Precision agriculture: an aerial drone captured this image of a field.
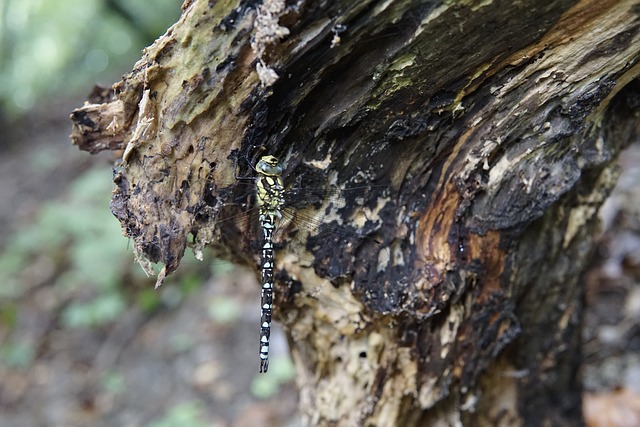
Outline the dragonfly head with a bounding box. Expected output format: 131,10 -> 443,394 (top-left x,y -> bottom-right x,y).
256,155 -> 283,177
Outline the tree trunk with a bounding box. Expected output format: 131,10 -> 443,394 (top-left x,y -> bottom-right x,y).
70,0 -> 640,425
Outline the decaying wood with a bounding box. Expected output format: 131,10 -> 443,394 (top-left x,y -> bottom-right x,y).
70,0 -> 640,425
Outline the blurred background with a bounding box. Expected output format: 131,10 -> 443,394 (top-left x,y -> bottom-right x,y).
0,1 -> 638,426
0,1 -> 297,426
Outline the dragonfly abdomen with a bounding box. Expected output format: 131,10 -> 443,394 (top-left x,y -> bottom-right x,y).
258,212 -> 276,373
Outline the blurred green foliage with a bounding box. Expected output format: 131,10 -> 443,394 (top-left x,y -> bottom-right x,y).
0,339 -> 35,369
0,0 -> 181,115
102,371 -> 126,395
0,167 -> 129,326
147,402 -> 211,427
251,356 -> 296,399
0,166 -> 208,331
207,295 -> 242,324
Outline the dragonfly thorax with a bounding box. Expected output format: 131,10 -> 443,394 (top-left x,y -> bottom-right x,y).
256,156 -> 284,215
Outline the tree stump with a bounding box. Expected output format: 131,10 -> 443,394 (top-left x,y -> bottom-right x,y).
70,0 -> 640,425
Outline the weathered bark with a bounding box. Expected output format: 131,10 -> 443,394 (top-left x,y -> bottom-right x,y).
70,0 -> 640,425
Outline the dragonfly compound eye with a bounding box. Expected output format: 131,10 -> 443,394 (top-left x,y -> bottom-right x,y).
256,155 -> 283,176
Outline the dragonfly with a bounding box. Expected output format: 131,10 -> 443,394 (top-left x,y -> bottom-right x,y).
216,154 -> 388,373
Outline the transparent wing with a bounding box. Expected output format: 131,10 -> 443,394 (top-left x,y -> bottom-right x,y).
208,181 -> 389,273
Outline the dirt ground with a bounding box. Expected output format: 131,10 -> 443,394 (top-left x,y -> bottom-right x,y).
0,105 -> 638,426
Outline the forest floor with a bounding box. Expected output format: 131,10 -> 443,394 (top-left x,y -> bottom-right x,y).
0,104 -> 638,426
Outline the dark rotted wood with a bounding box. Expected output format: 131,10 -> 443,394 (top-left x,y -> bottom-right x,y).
69,0 -> 640,425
